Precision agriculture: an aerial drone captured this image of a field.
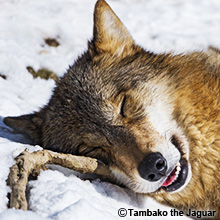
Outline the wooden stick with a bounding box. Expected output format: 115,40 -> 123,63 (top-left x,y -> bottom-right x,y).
7,149 -> 113,210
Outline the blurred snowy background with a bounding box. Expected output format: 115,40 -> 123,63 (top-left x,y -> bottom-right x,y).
0,0 -> 220,219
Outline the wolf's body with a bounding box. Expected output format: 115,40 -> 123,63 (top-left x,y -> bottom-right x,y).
4,0 -> 220,218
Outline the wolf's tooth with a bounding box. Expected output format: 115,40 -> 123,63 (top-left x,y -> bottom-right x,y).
174,174 -> 178,181
176,166 -> 181,172
175,170 -> 179,176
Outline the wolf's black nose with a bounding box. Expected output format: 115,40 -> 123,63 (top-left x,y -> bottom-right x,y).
138,152 -> 167,182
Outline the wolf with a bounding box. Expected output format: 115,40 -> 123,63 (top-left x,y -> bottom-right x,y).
4,0 -> 220,218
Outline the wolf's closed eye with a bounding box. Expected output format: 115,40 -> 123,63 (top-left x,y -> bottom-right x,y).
118,94 -> 145,121
120,96 -> 127,118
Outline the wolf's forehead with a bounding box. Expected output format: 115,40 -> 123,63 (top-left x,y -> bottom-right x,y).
82,71 -> 149,101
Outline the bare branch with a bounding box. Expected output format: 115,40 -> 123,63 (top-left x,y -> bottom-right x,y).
7,149 -> 113,210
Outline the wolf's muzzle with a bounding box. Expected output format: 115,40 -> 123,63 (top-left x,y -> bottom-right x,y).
138,152 -> 167,181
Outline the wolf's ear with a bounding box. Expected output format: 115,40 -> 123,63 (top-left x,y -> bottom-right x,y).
3,113 -> 43,145
92,0 -> 134,56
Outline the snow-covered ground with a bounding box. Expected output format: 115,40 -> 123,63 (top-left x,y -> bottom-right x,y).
0,0 -> 219,219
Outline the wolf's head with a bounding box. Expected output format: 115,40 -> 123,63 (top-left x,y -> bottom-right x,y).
4,0 -> 191,197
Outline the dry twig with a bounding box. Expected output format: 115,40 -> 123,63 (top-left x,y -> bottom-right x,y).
7,149 -> 113,210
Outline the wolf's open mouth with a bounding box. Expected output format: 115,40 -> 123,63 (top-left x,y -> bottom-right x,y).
161,158 -> 188,192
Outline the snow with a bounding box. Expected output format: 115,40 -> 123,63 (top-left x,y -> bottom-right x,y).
0,0 -> 219,219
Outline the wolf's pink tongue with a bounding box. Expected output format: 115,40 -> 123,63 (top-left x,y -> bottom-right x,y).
162,169 -> 176,187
